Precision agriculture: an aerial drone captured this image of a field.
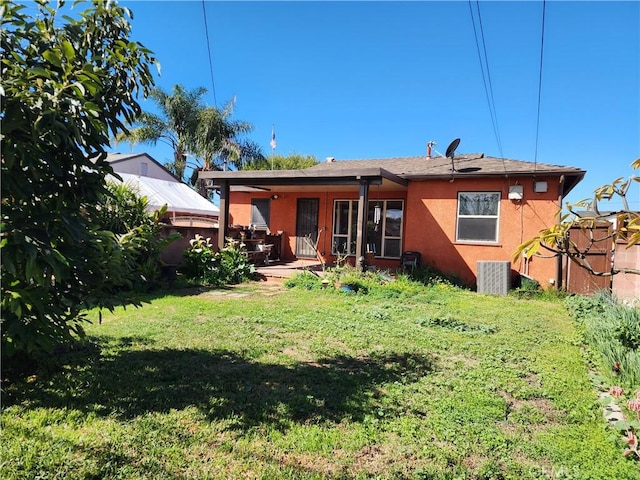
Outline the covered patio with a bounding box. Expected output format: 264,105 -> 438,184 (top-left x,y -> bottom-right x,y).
199,166 -> 408,263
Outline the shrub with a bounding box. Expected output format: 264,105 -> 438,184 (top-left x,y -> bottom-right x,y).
182,236 -> 256,286
1,0 -> 155,357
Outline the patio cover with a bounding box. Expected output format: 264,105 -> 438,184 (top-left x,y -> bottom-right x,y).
108,172 -> 220,217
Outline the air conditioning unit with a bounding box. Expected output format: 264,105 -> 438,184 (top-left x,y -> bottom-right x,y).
477,261 -> 511,295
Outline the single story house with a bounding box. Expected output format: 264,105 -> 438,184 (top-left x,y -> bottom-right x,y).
199,151 -> 585,289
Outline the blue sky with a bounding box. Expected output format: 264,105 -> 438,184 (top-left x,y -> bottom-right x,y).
106,1 -> 638,208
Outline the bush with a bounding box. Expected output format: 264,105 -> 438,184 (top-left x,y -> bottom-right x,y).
182,236 -> 256,286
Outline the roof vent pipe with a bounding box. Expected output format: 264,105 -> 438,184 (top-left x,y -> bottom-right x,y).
427,141 -> 436,159
326,157 -> 335,163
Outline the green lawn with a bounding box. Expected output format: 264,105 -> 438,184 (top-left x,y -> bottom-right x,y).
2,280 -> 638,479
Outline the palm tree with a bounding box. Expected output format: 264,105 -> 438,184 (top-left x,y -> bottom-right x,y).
118,86 -> 264,188
193,98 -> 265,171
116,84 -> 205,181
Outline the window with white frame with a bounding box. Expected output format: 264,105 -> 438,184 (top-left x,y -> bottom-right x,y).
456,192 -> 500,243
332,199 -> 404,257
332,200 -> 358,255
367,200 -> 404,258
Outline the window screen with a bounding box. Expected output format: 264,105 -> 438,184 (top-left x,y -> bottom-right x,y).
456,192 -> 500,243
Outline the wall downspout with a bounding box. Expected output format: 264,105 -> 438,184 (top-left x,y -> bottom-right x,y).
556,175 -> 565,288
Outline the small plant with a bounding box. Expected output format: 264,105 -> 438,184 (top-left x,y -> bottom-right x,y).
613,305 -> 640,350
284,272 -> 322,290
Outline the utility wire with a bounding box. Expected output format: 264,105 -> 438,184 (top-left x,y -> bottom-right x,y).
469,1 -> 506,172
476,1 -> 504,160
533,0 -> 547,174
202,0 -> 218,107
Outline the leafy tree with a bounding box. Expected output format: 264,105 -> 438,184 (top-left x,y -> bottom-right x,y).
516,159 -> 640,277
243,153 -> 318,171
1,0 -> 156,356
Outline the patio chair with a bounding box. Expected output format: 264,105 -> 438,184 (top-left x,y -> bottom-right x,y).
400,251 -> 421,270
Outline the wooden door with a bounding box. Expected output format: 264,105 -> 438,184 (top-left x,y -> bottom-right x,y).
566,223 -> 613,294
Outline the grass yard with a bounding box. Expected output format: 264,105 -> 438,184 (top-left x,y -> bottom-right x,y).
2,279 -> 639,479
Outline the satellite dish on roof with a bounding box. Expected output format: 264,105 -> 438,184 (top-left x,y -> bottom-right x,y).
446,138 -> 460,158
445,138 -> 461,173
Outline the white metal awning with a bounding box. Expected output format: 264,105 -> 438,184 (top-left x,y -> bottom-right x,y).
108,173 -> 220,217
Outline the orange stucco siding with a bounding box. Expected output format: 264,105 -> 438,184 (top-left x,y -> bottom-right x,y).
404,177 -> 561,286
229,175 -> 563,287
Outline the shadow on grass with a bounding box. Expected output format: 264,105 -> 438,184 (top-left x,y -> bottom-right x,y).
3,340 -> 434,430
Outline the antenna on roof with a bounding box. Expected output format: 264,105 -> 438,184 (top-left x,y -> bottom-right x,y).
445,138 -> 461,173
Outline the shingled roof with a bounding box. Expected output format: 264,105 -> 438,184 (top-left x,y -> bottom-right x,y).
199,153 -> 585,196
307,153 -> 585,179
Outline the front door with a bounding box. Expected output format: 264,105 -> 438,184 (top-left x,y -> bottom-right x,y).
295,198 -> 319,258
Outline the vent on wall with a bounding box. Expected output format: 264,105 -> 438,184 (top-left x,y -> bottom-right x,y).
477,261 -> 511,295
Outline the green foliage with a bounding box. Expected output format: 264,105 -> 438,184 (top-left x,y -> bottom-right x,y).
243,153 -> 318,171
407,264 -> 462,288
565,292 -> 608,319
566,292 -> 640,389
118,86 -> 260,182
118,206 -> 181,292
416,314 -> 498,335
283,271 -> 323,290
612,304 -> 640,350
94,181 -> 151,234
1,0 -> 156,356
181,235 -> 255,286
515,158 -> 640,276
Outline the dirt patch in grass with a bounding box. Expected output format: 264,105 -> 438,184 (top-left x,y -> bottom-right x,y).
351,443 -> 419,477
499,390 -> 563,436
280,345 -> 319,365
436,353 -> 480,370
272,451 -> 345,477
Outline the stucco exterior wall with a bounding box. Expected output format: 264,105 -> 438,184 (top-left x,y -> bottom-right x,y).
229,175 -> 564,287
404,176 -> 561,287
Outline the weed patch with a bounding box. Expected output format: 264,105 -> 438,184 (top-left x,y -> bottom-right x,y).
416,314 -> 498,335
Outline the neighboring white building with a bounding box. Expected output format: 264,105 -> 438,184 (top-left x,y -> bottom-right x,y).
106,153 -> 219,227
107,153 -> 177,182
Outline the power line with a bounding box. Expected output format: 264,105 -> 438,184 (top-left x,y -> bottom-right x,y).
533,0 -> 547,173
469,0 -> 505,167
201,0 -> 218,107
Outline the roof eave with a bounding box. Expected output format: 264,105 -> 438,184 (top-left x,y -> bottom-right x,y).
199,167 -> 408,188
